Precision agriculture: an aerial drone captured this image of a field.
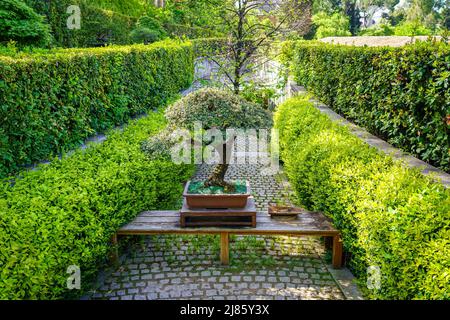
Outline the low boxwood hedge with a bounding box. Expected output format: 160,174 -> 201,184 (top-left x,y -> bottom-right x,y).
0,109 -> 195,299
275,96 -> 450,299
0,39 -> 194,178
281,40 -> 450,173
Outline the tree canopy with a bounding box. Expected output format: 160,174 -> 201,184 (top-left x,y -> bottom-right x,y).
0,0 -> 51,47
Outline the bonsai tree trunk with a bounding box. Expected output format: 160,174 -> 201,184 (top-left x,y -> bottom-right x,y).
205,137 -> 235,192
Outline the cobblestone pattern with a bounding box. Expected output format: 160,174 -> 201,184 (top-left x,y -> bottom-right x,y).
89,236 -> 344,300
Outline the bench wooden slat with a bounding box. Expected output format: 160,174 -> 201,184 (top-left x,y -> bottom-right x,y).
114,210 -> 343,268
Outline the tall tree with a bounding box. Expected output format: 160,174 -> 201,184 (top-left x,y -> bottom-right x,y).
0,0 -> 51,47
207,0 -> 312,94
344,0 -> 361,34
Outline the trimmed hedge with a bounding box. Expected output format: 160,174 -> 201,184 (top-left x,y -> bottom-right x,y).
281,40 -> 450,173
0,40 -> 194,178
192,38 -> 230,57
275,96 -> 450,299
0,109 -> 195,299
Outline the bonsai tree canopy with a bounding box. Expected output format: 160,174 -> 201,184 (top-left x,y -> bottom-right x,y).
145,88 -> 272,191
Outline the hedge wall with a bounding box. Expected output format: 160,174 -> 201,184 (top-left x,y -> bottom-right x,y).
281,40 -> 450,173
192,38 -> 229,58
24,0 -> 137,47
0,108 -> 195,299
275,96 -> 450,300
0,40 -> 194,178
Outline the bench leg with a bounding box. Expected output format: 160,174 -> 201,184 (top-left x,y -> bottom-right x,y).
332,235 -> 343,269
111,233 -> 119,266
220,233 -> 229,265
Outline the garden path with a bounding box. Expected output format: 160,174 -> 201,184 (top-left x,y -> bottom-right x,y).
84,59 -> 363,301
86,161 -> 348,300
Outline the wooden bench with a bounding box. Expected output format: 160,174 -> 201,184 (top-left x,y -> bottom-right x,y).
113,210 -> 344,269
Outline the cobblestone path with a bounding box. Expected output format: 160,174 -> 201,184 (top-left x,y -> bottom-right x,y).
86,162 -> 347,300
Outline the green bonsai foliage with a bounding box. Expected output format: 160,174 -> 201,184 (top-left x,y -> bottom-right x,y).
0,0 -> 51,47
165,88 -> 273,131
144,88 -> 273,191
142,130 -> 185,161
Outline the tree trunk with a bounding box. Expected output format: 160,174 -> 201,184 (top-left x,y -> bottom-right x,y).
205,138 -> 235,192
205,163 -> 230,188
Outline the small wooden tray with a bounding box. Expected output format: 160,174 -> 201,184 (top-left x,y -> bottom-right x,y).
268,203 -> 303,220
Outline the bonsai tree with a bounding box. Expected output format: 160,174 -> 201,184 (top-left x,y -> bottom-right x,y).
143,88 -> 272,191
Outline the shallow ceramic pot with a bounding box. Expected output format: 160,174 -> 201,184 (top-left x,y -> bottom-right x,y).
183,180 -> 251,209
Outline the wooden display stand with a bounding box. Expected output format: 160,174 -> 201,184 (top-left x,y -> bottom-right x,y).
180,197 -> 257,228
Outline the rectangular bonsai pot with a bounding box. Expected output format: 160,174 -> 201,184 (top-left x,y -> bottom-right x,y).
183,180 -> 251,209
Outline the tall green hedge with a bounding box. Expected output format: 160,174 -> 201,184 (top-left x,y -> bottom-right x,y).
192,38 -> 231,57
0,40 -> 194,178
281,40 -> 450,173
0,108 -> 195,299
24,0 -> 137,47
275,96 -> 450,300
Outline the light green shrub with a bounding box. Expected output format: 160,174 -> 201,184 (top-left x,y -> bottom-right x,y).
275,96 -> 450,299
0,109 -> 195,299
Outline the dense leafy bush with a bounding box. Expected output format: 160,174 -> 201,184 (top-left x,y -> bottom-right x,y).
275,96 -> 450,300
24,0 -> 137,47
311,12 -> 352,39
359,22 -> 394,36
192,38 -> 229,57
0,109 -> 195,299
393,20 -> 434,36
282,40 -> 450,173
359,20 -> 436,36
0,0 -> 51,47
0,40 -> 194,178
130,15 -> 167,44
130,27 -> 163,44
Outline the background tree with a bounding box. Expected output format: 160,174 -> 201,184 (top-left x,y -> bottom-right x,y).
204,0 -> 312,94
0,0 -> 51,47
442,3 -> 450,30
312,0 -> 343,14
312,11 -> 352,38
343,0 -> 361,35
278,0 -> 313,38
130,12 -> 167,43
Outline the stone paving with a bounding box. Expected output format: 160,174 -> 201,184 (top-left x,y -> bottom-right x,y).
85,161 -> 348,300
